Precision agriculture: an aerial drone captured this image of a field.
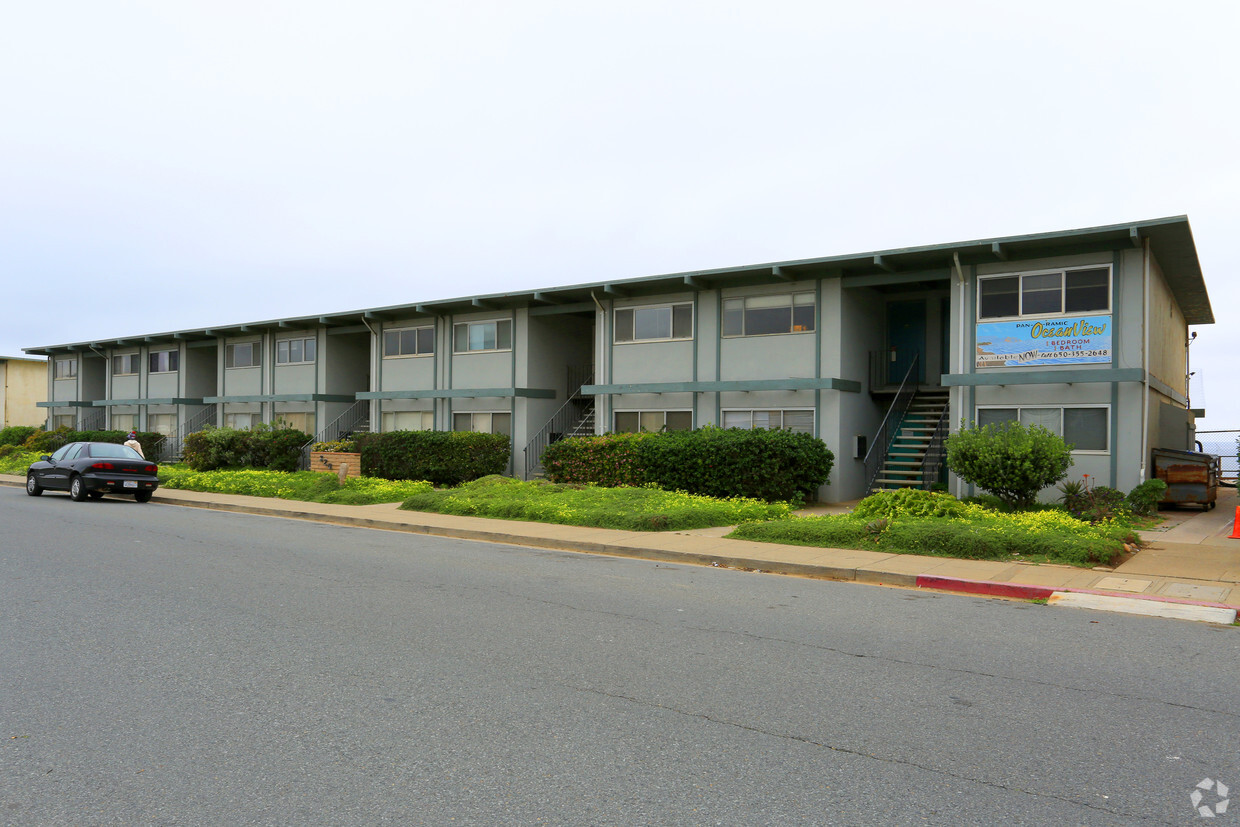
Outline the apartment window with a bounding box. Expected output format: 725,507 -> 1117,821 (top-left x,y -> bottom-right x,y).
149,413 -> 177,437
53,414 -> 76,429
274,412 -> 316,434
54,359 -> 77,379
977,406 -> 1109,452
382,411 -> 434,431
453,320 -> 512,353
383,326 -> 435,358
722,409 -> 814,434
722,293 -> 815,337
613,410 -> 692,433
112,353 -> 140,376
111,414 -> 137,433
276,337 -> 316,365
224,412 -> 257,430
614,303 -> 693,343
225,342 -> 262,368
149,349 -> 179,373
978,267 -> 1110,320
453,411 -> 512,436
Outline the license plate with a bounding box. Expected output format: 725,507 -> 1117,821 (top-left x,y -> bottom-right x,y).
123,480 -> 138,488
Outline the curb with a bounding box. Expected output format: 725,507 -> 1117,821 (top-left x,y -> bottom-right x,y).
912,574 -> 1239,624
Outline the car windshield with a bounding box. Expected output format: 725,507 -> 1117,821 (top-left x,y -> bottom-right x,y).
89,443 -> 145,460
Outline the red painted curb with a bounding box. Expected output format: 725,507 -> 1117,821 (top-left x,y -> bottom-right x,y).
915,575 -> 1054,601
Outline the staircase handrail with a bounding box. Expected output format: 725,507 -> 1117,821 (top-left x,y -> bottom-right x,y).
918,405 -> 952,490
523,371 -> 594,476
299,400 -> 369,470
159,404 -> 217,462
862,352 -> 920,494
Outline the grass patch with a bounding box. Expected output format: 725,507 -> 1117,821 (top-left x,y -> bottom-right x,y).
729,505 -> 1135,568
0,447 -> 42,476
158,465 -> 433,504
400,476 -> 793,531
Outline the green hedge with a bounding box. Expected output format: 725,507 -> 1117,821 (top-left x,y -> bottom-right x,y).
182,425 -> 310,472
541,426 -> 834,502
23,426 -> 162,459
354,430 -> 510,486
0,426 -> 39,447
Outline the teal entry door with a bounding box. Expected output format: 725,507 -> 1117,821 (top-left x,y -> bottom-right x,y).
886,300 -> 926,385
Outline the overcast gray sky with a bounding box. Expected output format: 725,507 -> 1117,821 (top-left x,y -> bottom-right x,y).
3,1 -> 1237,433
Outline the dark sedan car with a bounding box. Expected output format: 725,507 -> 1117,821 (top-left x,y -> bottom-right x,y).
26,441 -> 160,503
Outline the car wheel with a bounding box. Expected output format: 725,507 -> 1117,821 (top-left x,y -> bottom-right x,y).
134,491 -> 153,503
69,475 -> 88,502
26,473 -> 43,497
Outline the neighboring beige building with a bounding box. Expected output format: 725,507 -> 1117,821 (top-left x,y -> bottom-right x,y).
1,356 -> 47,427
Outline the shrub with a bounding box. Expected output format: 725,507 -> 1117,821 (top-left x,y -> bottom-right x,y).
0,426 -> 39,447
355,430 -> 509,486
852,488 -> 968,520
945,421 -> 1073,508
1126,478 -> 1168,516
181,424 -> 310,472
1058,476 -> 1130,523
541,426 -> 834,503
21,427 -> 161,458
312,438 -> 357,453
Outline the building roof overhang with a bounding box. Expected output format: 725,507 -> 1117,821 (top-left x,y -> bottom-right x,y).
22,215 -> 1211,356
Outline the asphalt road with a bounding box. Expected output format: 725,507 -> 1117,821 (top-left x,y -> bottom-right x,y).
2,489 -> 1238,825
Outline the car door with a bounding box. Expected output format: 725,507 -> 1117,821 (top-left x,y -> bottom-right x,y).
42,443 -> 82,489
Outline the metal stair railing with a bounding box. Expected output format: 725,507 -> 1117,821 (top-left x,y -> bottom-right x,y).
917,405 -> 951,490
80,409 -> 105,431
523,369 -> 594,477
299,400 -> 370,470
862,352 -> 920,494
159,405 -> 218,463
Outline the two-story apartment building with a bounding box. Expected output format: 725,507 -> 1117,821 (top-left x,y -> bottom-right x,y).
26,216 -> 1212,502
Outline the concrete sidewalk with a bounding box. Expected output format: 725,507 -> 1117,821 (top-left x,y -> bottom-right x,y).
5,473 -> 1238,623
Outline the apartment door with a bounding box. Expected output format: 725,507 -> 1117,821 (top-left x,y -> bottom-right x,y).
886,300 -> 926,384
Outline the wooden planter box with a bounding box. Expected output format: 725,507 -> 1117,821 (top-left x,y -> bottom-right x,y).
310,451 -> 362,479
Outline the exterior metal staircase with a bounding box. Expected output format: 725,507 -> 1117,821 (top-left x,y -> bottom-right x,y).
523,366 -> 595,477
870,390 -> 950,492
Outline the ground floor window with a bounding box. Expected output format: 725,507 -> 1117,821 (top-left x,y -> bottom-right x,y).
275,412 -> 316,435
53,413 -> 76,429
613,410 -> 692,433
453,411 -> 511,436
976,405 -> 1108,452
148,413 -> 177,437
224,412 -> 257,430
382,411 -> 434,432
722,409 -> 813,434
111,413 -> 138,433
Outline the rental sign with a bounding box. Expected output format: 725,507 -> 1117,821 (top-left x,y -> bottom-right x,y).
975,314 -> 1111,368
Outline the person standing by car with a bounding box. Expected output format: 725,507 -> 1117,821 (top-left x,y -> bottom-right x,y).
124,431 -> 145,458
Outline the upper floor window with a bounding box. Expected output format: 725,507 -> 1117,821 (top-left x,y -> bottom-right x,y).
384,326 -> 434,358
453,319 -> 512,353
276,337 -> 316,365
225,342 -> 261,368
149,349 -> 179,373
112,353 -> 140,376
54,359 -> 77,379
978,267 -> 1110,320
723,292 -> 815,337
614,303 -> 693,343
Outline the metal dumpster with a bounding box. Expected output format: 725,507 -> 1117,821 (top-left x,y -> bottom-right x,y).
1152,448 -> 1221,509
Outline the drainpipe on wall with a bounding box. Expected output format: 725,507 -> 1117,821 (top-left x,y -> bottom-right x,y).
361,316 -> 379,434
1140,237 -> 1151,481
952,252 -> 967,496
